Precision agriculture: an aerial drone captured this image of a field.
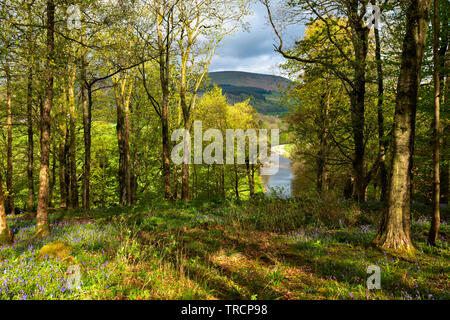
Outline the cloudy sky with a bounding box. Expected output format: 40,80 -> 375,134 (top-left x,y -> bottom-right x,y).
209,1 -> 305,76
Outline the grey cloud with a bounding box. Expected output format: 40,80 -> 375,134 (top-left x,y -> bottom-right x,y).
210,1 -> 305,75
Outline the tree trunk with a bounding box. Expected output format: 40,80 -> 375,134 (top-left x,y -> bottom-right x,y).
181,151 -> 190,201
350,61 -> 367,203
180,50 -> 192,202
349,12 -> 369,203
4,60 -> 15,216
0,173 -> 13,244
246,160 -> 255,198
114,74 -> 133,206
58,85 -> 69,210
181,117 -> 192,202
131,171 -> 138,205
317,90 -> 330,196
375,20 -> 388,203
344,175 -> 354,200
441,124 -> 449,204
155,4 -> 173,201
81,36 -> 91,210
221,164 -> 225,198
25,0 -> 35,216
26,63 -> 35,214
116,90 -> 126,206
59,130 -> 69,210
100,152 -> 107,208
124,87 -> 132,207
68,61 -> 78,209
234,161 -> 240,200
429,0 -> 441,246
172,164 -> 179,201
439,10 -> 449,205
193,164 -> 197,199
161,78 -> 172,200
207,165 -> 211,199
59,68 -> 74,210
49,142 -> 56,208
375,0 -> 432,251
130,107 -> 138,206
36,0 -> 55,238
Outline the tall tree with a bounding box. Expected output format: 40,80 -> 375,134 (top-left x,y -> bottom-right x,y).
0,3 -> 16,216
373,0 -> 388,202
264,0 -> 382,202
375,0 -> 432,251
157,0 -> 175,201
113,71 -> 134,206
428,0 -> 441,246
26,2 -> 35,214
438,0 -> 449,205
58,123 -> 69,209
4,55 -> 14,215
67,53 -> 78,209
138,0 -> 180,200
36,0 -> 55,237
80,32 -> 91,210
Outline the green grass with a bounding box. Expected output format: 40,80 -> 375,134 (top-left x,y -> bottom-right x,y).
1,199 -> 448,300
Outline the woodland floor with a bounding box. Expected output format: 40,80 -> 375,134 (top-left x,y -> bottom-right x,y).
0,199 -> 449,300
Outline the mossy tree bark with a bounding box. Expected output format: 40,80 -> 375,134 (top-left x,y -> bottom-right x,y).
375,0 -> 432,251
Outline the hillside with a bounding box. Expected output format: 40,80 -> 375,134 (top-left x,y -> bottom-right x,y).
209,71 -> 290,91
207,71 -> 291,114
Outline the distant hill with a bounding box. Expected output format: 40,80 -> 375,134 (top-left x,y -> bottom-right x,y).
209,71 -> 290,92
206,71 -> 291,114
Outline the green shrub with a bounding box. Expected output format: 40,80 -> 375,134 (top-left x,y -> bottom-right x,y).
222,198 -> 361,232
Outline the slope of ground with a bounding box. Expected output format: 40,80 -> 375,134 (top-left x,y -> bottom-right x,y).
1,200 -> 448,300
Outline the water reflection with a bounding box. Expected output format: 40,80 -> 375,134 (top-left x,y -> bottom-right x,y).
261,152 -> 294,199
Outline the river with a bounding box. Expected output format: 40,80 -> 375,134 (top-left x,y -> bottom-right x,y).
260,146 -> 295,198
